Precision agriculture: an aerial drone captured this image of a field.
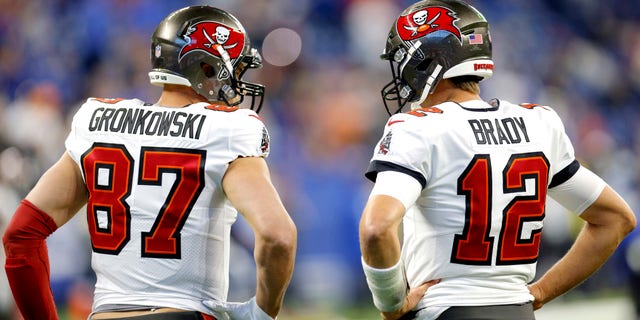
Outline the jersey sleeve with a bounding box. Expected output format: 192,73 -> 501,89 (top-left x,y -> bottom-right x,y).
369,171 -> 423,209
548,166 -> 606,214
226,111 -> 270,159
64,115 -> 79,160
64,99 -> 93,163
544,107 -> 606,214
365,115 -> 429,188
545,107 -> 579,186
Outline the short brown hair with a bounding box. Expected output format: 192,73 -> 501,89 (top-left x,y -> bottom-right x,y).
450,76 -> 481,94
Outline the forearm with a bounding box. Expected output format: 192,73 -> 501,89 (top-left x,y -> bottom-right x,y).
532,222 -> 626,306
3,200 -> 59,319
254,233 -> 296,318
359,195 -> 408,312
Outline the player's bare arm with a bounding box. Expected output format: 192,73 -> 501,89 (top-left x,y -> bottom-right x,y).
360,191 -> 440,319
25,152 -> 88,226
360,194 -> 405,268
528,185 -> 636,309
3,152 -> 88,319
222,156 -> 297,318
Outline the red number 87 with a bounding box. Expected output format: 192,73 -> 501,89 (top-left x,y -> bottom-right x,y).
81,143 -> 206,259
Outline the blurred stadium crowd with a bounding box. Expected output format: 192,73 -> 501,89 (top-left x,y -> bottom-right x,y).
0,0 -> 639,319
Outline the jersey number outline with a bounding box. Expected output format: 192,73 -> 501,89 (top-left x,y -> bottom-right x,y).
81,143 -> 206,259
452,152 -> 549,265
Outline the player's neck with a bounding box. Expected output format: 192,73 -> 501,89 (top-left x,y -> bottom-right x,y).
155,85 -> 209,107
422,85 -> 481,108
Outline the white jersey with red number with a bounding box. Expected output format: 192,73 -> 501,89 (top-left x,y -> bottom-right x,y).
366,99 -> 586,310
65,98 -> 270,313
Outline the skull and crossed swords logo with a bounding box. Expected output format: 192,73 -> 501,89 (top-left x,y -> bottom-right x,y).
201,25 -> 238,51
178,21 -> 244,62
396,6 -> 461,42
404,10 -> 441,36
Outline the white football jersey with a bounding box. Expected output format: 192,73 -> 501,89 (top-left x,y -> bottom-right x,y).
65,98 -> 270,313
366,99 -> 591,310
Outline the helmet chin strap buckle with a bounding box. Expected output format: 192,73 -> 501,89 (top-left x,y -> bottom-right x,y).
400,86 -> 412,99
221,84 -> 237,100
394,47 -> 406,63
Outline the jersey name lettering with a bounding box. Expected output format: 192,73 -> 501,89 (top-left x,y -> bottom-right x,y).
468,117 -> 529,145
88,107 -> 206,139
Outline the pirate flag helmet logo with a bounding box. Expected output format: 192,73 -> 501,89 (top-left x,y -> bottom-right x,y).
179,21 -> 245,62
396,6 -> 461,42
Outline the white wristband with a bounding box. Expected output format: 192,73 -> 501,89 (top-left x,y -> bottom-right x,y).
361,257 -> 408,312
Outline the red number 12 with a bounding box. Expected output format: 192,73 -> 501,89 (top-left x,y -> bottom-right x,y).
452,152 -> 549,265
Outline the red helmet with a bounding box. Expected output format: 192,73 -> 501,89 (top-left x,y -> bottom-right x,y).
381,0 -> 493,114
149,6 -> 265,112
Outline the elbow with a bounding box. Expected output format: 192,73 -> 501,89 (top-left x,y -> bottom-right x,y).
611,207 -> 637,240
260,220 -> 297,258
359,196 -> 405,255
618,200 -> 637,236
2,230 -> 15,254
277,223 -> 297,255
2,216 -> 25,254
359,220 -> 394,252
280,219 -> 297,252
624,211 -> 637,235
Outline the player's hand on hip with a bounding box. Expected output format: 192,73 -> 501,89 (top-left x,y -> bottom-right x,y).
527,283 -> 545,310
381,279 -> 441,320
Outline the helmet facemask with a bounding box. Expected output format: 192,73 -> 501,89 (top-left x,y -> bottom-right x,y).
227,48 -> 265,113
381,47 -> 415,115
207,45 -> 265,112
381,43 -> 445,115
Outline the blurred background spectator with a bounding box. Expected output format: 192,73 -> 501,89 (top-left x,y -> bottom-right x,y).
0,0 -> 638,319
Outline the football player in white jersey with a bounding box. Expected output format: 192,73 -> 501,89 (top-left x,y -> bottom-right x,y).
359,1 -> 636,320
2,6 -> 296,320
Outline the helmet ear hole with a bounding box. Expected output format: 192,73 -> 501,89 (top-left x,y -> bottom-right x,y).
416,58 -> 432,72
201,63 -> 215,78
